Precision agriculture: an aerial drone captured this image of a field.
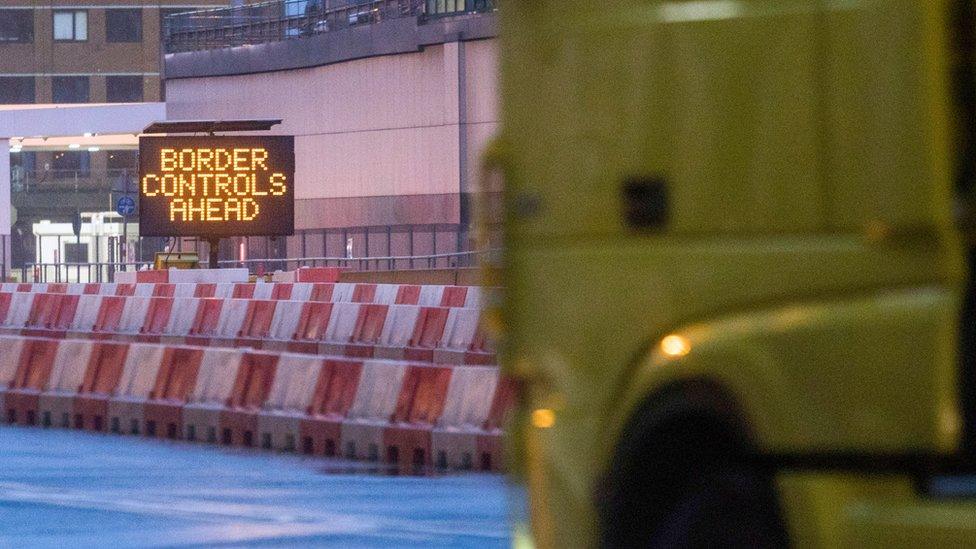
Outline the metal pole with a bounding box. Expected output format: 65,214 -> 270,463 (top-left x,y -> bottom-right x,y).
122,220 -> 127,269
56,235 -> 61,283
209,237 -> 220,270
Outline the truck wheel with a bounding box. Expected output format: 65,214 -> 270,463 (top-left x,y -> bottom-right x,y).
598,382 -> 788,548
647,463 -> 788,548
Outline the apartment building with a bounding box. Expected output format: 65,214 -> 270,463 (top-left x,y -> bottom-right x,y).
0,1 -> 225,276
0,1 -> 227,103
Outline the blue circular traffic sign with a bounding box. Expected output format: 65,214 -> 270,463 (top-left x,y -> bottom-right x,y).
116,195 -> 136,216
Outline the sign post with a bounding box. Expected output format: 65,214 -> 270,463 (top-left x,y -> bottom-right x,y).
115,195 -> 136,266
137,133 -> 296,270
208,237 -> 220,270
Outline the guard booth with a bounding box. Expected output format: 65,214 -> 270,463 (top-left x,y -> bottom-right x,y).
32,212 -> 137,282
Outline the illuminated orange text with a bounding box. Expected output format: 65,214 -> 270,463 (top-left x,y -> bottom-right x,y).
142,147 -> 287,223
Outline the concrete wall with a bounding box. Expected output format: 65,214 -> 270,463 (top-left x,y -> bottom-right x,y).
165,38 -> 499,234
162,11 -> 499,261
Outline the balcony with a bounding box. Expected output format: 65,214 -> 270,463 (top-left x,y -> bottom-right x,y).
164,0 -> 495,53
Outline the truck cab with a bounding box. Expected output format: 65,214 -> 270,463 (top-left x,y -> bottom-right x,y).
499,1 -> 976,546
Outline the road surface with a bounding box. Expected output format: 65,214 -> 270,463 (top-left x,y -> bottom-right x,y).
0,426 -> 511,548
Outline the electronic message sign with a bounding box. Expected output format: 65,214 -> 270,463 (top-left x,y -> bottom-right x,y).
138,135 -> 295,237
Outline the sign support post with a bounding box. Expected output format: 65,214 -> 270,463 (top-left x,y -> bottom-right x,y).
208,237 -> 220,269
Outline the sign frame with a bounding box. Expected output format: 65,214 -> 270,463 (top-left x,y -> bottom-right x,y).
137,135 -> 296,238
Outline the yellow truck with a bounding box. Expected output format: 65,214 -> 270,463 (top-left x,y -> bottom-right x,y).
498,1 -> 976,546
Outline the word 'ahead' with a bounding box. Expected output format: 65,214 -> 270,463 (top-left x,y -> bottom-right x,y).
138,135 -> 295,237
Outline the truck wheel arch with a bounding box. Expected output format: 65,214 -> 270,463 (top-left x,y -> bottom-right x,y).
595,378 -> 788,547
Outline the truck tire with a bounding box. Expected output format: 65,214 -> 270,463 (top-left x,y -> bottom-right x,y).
646,464 -> 788,548
598,381 -> 788,548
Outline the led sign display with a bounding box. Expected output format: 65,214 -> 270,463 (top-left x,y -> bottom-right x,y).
138,135 -> 295,237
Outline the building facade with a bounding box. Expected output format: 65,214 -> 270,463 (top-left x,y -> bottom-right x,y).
0,0 -> 226,278
0,0 -> 497,279
163,1 -> 498,265
0,1 -> 203,104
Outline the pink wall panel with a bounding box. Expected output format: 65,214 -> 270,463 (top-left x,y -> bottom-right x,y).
165,39 -> 499,233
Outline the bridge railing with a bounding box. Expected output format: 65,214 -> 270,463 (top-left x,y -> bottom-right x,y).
11,169 -> 136,194
21,262 -> 154,284
20,249 -> 498,283
164,0 -> 495,53
215,249 -> 496,274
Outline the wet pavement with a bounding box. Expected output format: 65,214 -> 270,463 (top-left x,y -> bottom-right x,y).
0,426 -> 511,548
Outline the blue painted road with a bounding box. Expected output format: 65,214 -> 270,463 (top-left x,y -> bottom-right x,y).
0,427 -> 511,548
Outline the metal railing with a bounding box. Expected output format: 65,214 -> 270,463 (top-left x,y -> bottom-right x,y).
215,249 -> 495,273
21,261 -> 154,284
21,249 -> 497,282
11,168 -> 136,194
164,0 -> 495,53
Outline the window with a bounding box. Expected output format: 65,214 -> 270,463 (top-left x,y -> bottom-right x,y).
0,77 -> 35,104
52,76 -> 89,103
53,10 -> 87,41
107,150 -> 138,171
64,243 -> 88,263
10,151 -> 36,192
0,10 -> 33,43
427,0 -> 465,15
107,150 -> 138,192
51,151 -> 91,176
106,9 -> 141,43
106,75 -> 143,102
10,151 -> 36,171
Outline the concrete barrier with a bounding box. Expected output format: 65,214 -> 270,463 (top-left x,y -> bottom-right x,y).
0,333 -> 510,471
0,291 -> 495,365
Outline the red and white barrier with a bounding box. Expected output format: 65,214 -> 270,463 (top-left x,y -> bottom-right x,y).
0,333 -> 511,470
38,339 -> 93,429
0,336 -> 26,416
106,344 -> 166,435
219,352 -> 278,447
339,360 -> 408,462
74,341 -> 130,431
373,305 -> 423,360
432,365 -> 500,469
181,347 -> 243,443
4,338 -> 60,426
383,364 -> 452,468
435,307 -> 484,364
6,282 -> 488,308
164,297 -> 200,336
1,296 -> 495,365
257,353 -> 324,451
299,358 -> 363,456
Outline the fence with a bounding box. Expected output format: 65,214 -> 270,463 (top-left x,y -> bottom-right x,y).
216,249 -> 494,273
164,0 -> 495,53
21,262 -> 154,284
20,249 -> 497,283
